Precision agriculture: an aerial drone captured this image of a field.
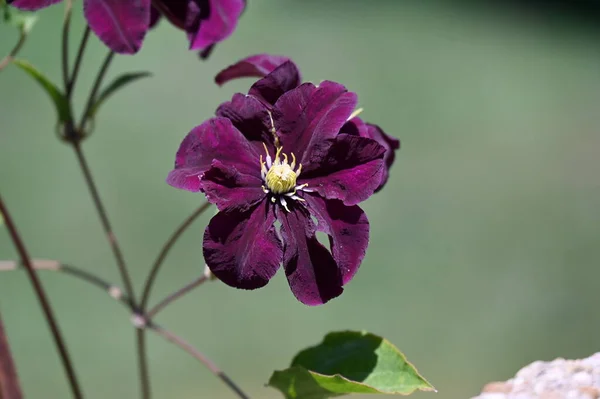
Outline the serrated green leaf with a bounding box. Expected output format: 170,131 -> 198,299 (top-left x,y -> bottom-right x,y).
268,331 -> 435,399
87,71 -> 152,119
12,59 -> 71,123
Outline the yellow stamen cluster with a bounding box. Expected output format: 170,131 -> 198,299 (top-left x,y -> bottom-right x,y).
265,147 -> 300,194
260,144 -> 309,212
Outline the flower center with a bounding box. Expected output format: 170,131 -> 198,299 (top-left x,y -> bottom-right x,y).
266,163 -> 297,194
260,144 -> 311,212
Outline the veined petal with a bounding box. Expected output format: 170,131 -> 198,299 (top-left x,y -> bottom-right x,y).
215,54 -> 295,86
188,0 -> 245,50
84,0 -> 151,54
305,195 -> 369,285
300,134 -> 385,205
167,117 -> 260,192
201,160 -> 265,212
279,206 -> 343,306
215,93 -> 274,153
204,202 -> 282,290
274,81 -> 357,166
8,0 -> 61,10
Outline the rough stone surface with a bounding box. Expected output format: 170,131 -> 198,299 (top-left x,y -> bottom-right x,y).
471,353 -> 600,399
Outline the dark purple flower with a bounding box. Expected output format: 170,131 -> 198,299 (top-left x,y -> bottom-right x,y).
8,0 -> 245,56
167,80 -> 386,305
149,0 -> 245,57
216,54 -> 400,190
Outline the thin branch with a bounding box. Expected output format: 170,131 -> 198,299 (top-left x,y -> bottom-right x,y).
0,31 -> 26,72
147,322 -> 250,399
0,196 -> 84,399
78,50 -> 114,133
140,202 -> 212,311
0,312 -> 23,399
72,142 -> 137,306
67,26 -> 91,97
0,260 -> 248,398
147,274 -> 208,319
61,0 -> 73,90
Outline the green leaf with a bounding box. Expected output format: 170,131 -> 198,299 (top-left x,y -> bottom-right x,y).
87,71 -> 152,118
268,331 -> 435,399
12,59 -> 71,123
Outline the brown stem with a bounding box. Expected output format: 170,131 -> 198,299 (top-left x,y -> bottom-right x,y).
140,202 -> 211,310
0,31 -> 26,72
72,142 -> 137,306
136,330 -> 151,399
0,313 -> 23,399
0,196 -> 84,399
147,322 -> 250,399
146,275 -> 208,319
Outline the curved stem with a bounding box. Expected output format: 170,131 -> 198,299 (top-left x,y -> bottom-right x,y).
140,202 -> 211,311
147,322 -> 250,399
147,275 -> 208,319
0,196 -> 84,399
72,142 -> 136,306
0,30 -> 26,72
78,51 -> 114,132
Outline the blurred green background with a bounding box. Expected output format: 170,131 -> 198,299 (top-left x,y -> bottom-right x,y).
2,1 -> 600,398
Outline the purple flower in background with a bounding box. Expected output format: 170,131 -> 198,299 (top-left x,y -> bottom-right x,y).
8,0 -> 245,56
167,78 -> 387,305
152,0 -> 245,58
216,54 -> 400,190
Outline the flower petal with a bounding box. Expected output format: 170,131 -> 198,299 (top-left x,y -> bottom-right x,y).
188,0 -> 245,50
8,0 -> 61,10
300,134 -> 385,205
342,118 -> 400,192
83,0 -> 151,54
274,81 -> 357,165
248,61 -> 302,106
215,54 -> 294,86
279,206 -> 343,306
167,117 -> 260,192
201,160 -> 265,212
366,123 -> 400,191
215,93 -> 274,153
305,195 -> 369,285
204,202 -> 282,290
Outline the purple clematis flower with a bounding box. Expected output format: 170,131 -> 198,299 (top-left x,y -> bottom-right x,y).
215,54 -> 400,190
8,0 -> 245,56
152,0 -> 245,58
168,67 -> 391,305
